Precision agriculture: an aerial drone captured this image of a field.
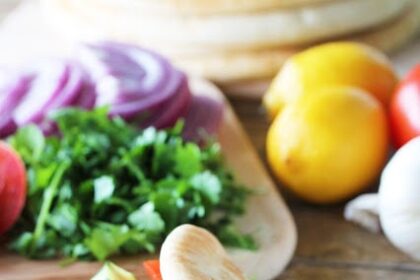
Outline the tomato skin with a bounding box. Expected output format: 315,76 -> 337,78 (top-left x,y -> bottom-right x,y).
0,142 -> 27,235
390,65 -> 420,148
0,169 -> 4,195
143,260 -> 162,280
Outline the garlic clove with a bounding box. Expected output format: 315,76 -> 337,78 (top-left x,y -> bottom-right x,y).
160,224 -> 245,280
378,137 -> 420,260
344,193 -> 381,233
91,262 -> 136,280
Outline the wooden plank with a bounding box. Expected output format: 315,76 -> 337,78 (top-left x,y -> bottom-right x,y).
0,252 -> 150,280
1,1 -> 420,279
293,206 -> 411,263
0,67 -> 296,280
281,261 -> 420,280
0,3 -> 296,279
230,98 -> 420,278
231,98 -> 415,267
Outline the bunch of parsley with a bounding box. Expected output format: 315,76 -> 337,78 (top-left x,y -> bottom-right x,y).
8,108 -> 255,261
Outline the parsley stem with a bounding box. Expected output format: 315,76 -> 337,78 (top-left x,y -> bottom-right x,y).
30,160 -> 70,254
124,160 -> 146,182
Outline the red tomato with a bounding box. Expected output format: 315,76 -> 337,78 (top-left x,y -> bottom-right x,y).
390,64 -> 420,148
0,142 -> 27,235
0,169 -> 4,195
143,260 -> 163,280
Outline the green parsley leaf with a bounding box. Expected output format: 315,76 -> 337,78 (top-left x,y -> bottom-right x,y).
128,203 -> 165,234
190,171 -> 222,204
94,176 -> 115,204
8,107 -> 255,261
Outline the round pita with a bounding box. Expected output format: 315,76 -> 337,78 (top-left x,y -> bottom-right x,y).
42,0 -> 409,51
174,3 -> 420,84
73,0 -> 334,16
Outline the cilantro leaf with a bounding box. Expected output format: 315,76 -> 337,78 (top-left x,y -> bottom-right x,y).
94,176 -> 115,204
8,108 -> 255,261
128,203 -> 165,234
190,171 -> 222,204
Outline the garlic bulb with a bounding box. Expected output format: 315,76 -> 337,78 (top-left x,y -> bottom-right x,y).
345,136 -> 420,260
379,137 -> 420,260
160,224 -> 245,280
344,193 -> 380,233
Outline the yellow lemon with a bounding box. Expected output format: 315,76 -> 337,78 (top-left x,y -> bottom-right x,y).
266,86 -> 389,204
263,42 -> 398,119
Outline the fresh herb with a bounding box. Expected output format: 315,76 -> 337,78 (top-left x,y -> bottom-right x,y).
8,108 -> 255,260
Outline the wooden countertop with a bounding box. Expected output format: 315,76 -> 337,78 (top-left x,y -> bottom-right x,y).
230,98 -> 420,279
1,1 -> 420,279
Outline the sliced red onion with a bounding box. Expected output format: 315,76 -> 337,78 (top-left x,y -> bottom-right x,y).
0,60 -> 95,138
77,42 -> 223,140
108,69 -> 185,120
0,41 -> 223,142
37,62 -> 95,135
0,72 -> 32,137
142,75 -> 191,129
79,42 -> 174,98
42,63 -> 85,111
182,95 -> 224,142
12,60 -> 69,126
73,81 -> 97,109
0,119 -> 18,139
77,42 -> 191,126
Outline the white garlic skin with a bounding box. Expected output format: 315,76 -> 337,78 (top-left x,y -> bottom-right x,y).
379,136 -> 420,260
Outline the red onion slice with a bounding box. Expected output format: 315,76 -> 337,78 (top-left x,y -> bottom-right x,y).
142,74 -> 191,129
1,60 -> 94,137
182,95 -> 224,142
0,120 -> 17,138
12,60 -> 69,126
78,42 -> 177,107
0,41 -> 222,143
42,63 -> 85,111
73,81 -> 97,109
109,69 -> 186,120
78,42 -> 192,127
0,72 -> 32,137
38,63 -> 94,135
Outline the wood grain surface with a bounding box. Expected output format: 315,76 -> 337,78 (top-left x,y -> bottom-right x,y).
231,98 -> 420,279
0,77 -> 297,279
0,5 -> 297,278
1,1 -> 420,279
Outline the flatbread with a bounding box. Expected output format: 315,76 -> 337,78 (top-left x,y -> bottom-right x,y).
74,0 -> 334,16
42,0 -> 409,51
174,2 -> 420,84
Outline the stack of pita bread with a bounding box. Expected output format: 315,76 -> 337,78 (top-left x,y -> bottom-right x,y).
42,0 -> 420,96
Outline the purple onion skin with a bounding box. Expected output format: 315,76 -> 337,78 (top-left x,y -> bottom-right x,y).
0,73 -> 32,137
0,41 -> 224,143
182,95 -> 224,143
74,82 -> 97,110
0,60 -> 96,138
78,42 -> 190,127
37,63 -> 97,136
12,61 -> 69,126
78,42 -> 167,99
81,41 -> 173,97
44,63 -> 85,110
107,69 -> 185,121
141,74 -> 192,129
0,119 -> 17,138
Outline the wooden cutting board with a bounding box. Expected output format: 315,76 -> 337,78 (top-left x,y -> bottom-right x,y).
0,3 -> 297,280
0,79 -> 297,280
